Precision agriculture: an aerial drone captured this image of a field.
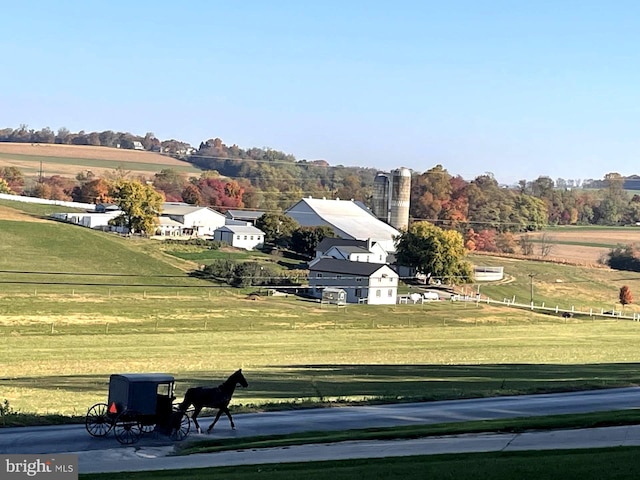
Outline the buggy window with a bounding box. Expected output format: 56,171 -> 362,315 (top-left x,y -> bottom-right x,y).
157,383 -> 172,398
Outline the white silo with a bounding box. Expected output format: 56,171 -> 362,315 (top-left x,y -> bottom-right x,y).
390,167 -> 411,231
372,172 -> 391,223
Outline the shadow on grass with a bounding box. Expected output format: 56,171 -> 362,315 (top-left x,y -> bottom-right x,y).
2,363 -> 639,411
5,363 -> 640,401
177,363 -> 640,403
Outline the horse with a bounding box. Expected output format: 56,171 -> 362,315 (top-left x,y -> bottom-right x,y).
178,369 -> 248,434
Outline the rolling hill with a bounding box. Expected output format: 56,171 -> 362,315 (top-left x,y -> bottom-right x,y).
0,142 -> 201,181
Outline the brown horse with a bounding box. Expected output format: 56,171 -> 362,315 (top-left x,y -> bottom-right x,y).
178,369 -> 248,434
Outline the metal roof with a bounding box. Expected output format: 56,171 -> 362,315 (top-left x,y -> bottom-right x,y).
286,198 -> 399,251
162,204 -> 224,217
225,209 -> 265,220
309,258 -> 394,276
217,225 -> 265,234
316,238 -> 369,252
329,245 -> 372,255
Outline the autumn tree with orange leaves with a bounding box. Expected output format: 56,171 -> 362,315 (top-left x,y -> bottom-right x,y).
619,285 -> 633,312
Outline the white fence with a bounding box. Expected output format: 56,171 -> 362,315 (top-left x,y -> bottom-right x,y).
0,193 -> 95,210
479,295 -> 640,321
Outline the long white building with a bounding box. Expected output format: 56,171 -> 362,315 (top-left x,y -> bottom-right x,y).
285,197 -> 401,253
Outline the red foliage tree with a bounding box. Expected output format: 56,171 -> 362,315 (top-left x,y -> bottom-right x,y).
192,178 -> 244,211
620,285 -> 633,311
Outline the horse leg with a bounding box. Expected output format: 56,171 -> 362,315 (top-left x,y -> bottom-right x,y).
207,408 -> 224,434
191,405 -> 203,434
223,407 -> 235,430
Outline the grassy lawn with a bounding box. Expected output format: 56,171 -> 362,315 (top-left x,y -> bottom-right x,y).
3,315 -> 640,417
2,206 -> 640,419
79,447 -> 640,480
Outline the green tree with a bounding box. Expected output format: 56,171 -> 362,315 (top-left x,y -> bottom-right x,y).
153,168 -> 187,202
0,167 -> 24,193
291,226 -> 335,258
595,173 -> 628,225
110,180 -> 164,235
0,178 -> 12,194
411,165 -> 452,222
256,213 -> 299,246
395,221 -> 473,284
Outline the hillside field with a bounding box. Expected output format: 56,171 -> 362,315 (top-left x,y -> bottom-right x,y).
0,142 -> 201,181
3,201 -> 640,416
514,226 -> 640,265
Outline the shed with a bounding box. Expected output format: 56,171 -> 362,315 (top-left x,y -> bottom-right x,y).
321,288 -> 347,306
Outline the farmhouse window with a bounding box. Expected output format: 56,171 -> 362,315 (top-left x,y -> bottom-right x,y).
236,235 -> 241,240
388,289 -> 393,297
244,236 -> 248,240
317,273 -> 323,278
375,289 -> 381,298
355,288 -> 362,297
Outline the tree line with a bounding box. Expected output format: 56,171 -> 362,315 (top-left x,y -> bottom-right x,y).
0,125 -> 192,155
3,128 -> 640,261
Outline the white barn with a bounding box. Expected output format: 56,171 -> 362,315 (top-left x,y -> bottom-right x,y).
286,197 -> 401,253
308,258 -> 399,305
214,225 -> 265,250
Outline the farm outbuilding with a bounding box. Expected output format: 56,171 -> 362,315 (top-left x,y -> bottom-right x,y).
213,224 -> 265,250
321,288 -> 347,306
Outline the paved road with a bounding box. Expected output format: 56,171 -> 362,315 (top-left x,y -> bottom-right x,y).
78,425 -> 640,473
2,387 -> 640,473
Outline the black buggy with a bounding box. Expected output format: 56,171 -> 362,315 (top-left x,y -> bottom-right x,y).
84,373 -> 191,444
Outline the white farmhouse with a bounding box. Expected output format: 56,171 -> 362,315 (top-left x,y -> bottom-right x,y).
315,238 -> 388,264
158,203 -> 226,237
308,258 -> 399,305
213,225 -> 265,250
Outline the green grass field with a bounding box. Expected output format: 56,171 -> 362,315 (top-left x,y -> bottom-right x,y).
3,201 -> 640,419
79,447 -> 640,480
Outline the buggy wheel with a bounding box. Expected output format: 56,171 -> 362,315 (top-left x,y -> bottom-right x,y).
85,403 -> 112,437
170,411 -> 191,441
141,424 -> 156,434
113,411 -> 142,445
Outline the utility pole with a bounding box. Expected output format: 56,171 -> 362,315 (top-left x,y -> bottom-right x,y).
528,273 -> 535,305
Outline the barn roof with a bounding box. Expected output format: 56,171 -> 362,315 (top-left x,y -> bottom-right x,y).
216,225 -> 264,235
286,198 -> 399,251
308,258 -> 395,276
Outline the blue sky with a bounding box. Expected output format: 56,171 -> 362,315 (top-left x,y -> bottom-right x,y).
2,1 -> 639,184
